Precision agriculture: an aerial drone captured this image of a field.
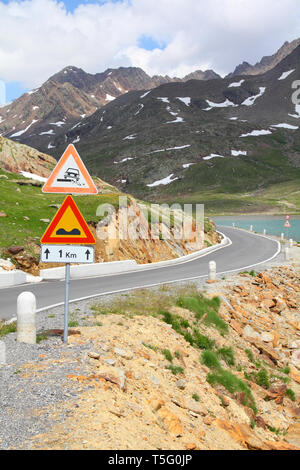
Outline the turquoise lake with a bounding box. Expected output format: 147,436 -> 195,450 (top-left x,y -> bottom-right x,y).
213,215 -> 300,242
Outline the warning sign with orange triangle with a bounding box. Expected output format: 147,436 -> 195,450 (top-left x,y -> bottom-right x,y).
40,196 -> 96,244
42,144 -> 98,194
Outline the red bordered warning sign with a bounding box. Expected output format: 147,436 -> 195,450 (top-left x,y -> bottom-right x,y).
42,144 -> 98,194
40,195 -> 96,244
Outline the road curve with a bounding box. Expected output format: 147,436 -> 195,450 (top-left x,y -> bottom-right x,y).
0,227 -> 280,320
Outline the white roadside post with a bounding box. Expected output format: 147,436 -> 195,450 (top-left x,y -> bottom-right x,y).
209,260 -> 216,281
0,340 -> 6,365
250,225 -> 253,232
289,239 -> 293,248
284,247 -> 290,261
263,229 -> 266,235
232,223 -> 235,227
281,233 -> 284,240
17,292 -> 36,344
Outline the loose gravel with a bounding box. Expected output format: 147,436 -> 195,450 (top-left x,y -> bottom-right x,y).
0,245 -> 295,449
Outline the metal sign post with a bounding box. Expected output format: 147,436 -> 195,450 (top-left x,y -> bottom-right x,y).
64,262 -> 70,343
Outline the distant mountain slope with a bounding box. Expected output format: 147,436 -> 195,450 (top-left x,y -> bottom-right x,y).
0,66 -> 220,153
228,37 -> 300,77
45,44 -> 300,214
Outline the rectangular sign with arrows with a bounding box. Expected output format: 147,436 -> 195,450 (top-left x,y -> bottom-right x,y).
41,245 -> 95,264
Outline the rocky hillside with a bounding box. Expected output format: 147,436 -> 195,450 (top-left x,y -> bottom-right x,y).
0,141 -> 218,274
0,66 -> 220,153
6,263 -> 300,450
38,44 -> 300,214
228,37 -> 300,77
0,135 -> 56,177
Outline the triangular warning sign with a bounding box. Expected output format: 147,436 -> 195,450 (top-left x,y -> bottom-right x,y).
41,196 -> 96,244
284,221 -> 291,228
42,144 -> 98,194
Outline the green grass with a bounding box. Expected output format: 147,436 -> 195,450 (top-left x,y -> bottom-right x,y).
36,332 -> 49,344
91,283 -> 199,318
176,294 -> 227,333
285,388 -> 296,401
192,393 -> 200,402
207,369 -> 257,414
280,366 -> 290,375
162,348 -> 173,362
217,347 -> 235,366
201,350 -> 257,414
0,167 -> 122,255
245,348 -> 254,363
255,368 -> 270,389
142,342 -> 158,352
0,321 -> 16,337
68,321 -> 79,327
201,350 -> 222,370
167,365 -> 184,375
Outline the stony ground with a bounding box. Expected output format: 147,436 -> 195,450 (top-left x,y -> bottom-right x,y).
0,249 -> 299,450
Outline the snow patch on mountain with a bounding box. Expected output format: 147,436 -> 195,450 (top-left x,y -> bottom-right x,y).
20,171 -> 47,182
177,97 -> 191,106
182,163 -> 195,168
157,97 -> 170,104
228,79 -> 245,88
231,150 -> 247,156
123,134 -> 137,140
39,129 -> 54,135
166,116 -> 184,124
242,87 -> 266,106
240,129 -> 272,137
114,157 -> 134,164
10,119 -> 38,137
106,94 -> 115,101
278,69 -> 295,80
204,99 -> 237,110
289,104 -> 300,119
203,154 -> 224,160
270,123 -> 299,130
147,174 -> 178,187
140,91 -> 151,99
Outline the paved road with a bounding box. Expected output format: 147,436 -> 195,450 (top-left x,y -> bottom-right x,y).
0,227 -> 280,320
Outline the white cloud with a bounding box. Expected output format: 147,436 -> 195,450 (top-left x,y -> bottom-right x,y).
0,0 -> 299,88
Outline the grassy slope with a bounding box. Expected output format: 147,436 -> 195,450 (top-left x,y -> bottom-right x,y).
0,168 -> 121,255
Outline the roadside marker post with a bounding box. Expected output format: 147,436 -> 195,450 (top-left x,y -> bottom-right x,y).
284,218 -> 291,242
41,145 -> 98,343
17,292 -> 36,344
0,341 -> 6,365
209,260 -> 216,281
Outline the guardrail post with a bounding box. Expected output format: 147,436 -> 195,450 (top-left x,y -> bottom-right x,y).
263,229 -> 266,235
289,239 -> 293,248
284,247 -> 290,261
17,292 -> 36,344
0,340 -> 6,365
209,260 -> 216,281
250,225 -> 253,232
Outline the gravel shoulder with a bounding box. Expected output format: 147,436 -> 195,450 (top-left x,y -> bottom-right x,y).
0,245 -> 299,450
